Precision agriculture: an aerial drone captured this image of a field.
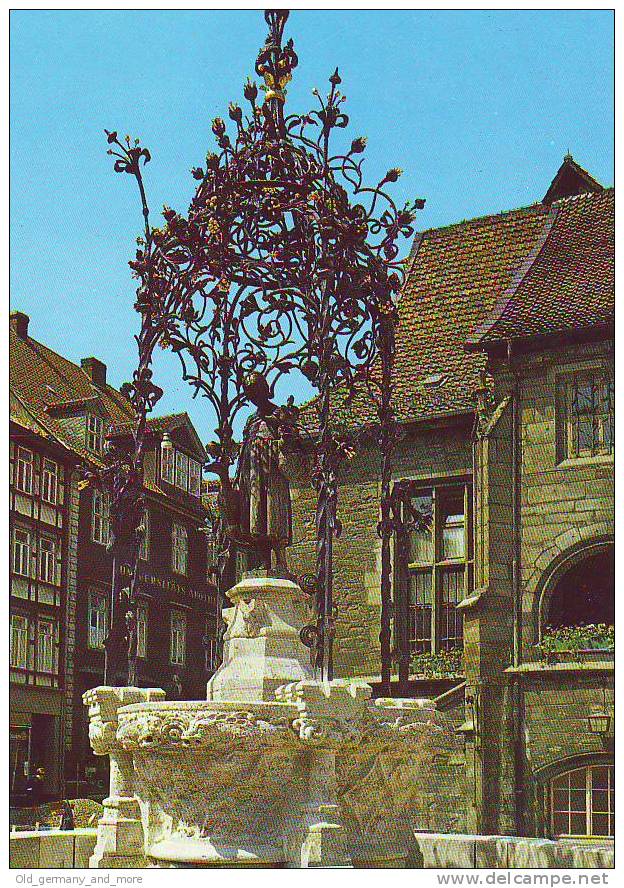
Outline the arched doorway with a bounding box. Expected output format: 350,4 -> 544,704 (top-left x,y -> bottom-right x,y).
545,546 -> 614,628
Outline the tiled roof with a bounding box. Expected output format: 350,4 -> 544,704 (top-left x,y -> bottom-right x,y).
110,413 -> 192,435
298,201 -> 554,429
10,326 -> 135,465
389,201 -> 554,422
468,189 -> 614,346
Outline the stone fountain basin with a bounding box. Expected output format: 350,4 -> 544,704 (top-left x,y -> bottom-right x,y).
111,696 -> 466,866
115,699 -> 310,865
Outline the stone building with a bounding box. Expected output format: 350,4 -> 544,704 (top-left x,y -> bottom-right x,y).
9,313 -> 217,798
287,157 -> 614,839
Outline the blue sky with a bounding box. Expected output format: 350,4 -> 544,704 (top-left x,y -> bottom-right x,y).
10,9 -> 614,443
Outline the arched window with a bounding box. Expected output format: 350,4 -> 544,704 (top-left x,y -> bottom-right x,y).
545,547 -> 614,629
550,765 -> 614,837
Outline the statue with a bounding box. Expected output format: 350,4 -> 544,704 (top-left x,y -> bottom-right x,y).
236,372 -> 294,574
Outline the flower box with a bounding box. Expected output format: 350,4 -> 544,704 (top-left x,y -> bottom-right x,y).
535,624 -> 614,664
409,649 -> 464,679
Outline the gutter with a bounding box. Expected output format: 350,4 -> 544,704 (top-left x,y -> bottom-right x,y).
509,339 -> 524,835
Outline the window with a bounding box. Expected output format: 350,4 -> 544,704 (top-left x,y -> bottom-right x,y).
15,447 -> 33,494
170,611 -> 186,665
41,459 -> 59,504
13,527 -> 32,577
206,523 -> 221,581
204,625 -> 217,672
551,766 -> 614,837
565,373 -> 614,459
86,414 -> 105,454
10,614 -> 29,669
139,510 -> 150,561
172,522 -> 188,575
39,536 -> 58,585
396,482 -> 473,657
188,459 -> 202,497
136,603 -> 148,658
175,450 -> 189,491
36,619 -> 56,674
88,591 -> 109,649
161,445 -> 175,484
91,489 -> 111,545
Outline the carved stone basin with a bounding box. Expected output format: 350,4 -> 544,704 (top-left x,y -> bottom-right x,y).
84,577 -> 465,868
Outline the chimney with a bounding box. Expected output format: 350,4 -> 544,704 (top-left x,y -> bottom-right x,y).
10,311 -> 30,339
81,357 -> 107,388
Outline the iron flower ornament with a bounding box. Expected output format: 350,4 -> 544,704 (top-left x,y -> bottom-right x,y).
100,9 -> 424,685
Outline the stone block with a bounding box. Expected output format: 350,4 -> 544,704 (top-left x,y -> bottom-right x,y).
39,831 -> 75,868
554,841 -> 614,868
507,838 -> 558,868
412,833 -> 476,868
475,835 -> 511,868
74,829 -> 99,868
9,833 -> 40,868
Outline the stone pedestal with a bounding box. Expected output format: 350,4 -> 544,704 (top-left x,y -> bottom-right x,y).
83,686 -> 165,868
207,575 -> 314,702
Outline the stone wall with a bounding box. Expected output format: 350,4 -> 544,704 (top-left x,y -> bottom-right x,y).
513,340 -> 614,653
287,419 -> 473,678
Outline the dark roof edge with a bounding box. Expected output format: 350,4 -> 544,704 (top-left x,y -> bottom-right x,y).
475,322 -> 614,358
464,202 -> 560,351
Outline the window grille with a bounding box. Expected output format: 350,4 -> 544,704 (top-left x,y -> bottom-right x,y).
551,766 -> 614,837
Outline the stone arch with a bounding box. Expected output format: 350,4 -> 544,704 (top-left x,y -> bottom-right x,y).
526,522 -> 613,644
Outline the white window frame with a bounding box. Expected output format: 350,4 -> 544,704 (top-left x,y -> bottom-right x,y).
91,489 -> 111,545
170,611 -> 186,666
139,509 -> 150,561
13,526 -> 32,577
136,603 -> 148,659
39,536 -> 58,585
86,414 -> 105,454
175,450 -> 189,491
172,522 -> 188,575
10,614 -> 30,669
161,446 -> 175,484
88,590 -> 109,650
15,447 -> 34,494
188,459 -> 202,497
36,618 -> 57,674
41,458 -> 59,504
550,765 -> 614,838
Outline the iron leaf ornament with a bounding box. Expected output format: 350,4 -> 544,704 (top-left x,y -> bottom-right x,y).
102,9 -> 424,684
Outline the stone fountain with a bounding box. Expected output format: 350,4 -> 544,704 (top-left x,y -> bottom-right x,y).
84,573 -> 465,868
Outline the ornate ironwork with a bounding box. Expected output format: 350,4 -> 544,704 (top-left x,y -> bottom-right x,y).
98,9 -> 423,684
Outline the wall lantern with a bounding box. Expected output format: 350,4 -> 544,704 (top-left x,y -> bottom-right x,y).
587,711 -> 611,736
161,432 -> 173,453
588,685 -> 612,736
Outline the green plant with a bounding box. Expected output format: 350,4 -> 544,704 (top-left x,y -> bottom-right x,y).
410,648 -> 464,677
536,623 -> 614,662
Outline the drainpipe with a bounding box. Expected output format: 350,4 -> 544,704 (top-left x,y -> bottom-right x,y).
509,339 -> 524,835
